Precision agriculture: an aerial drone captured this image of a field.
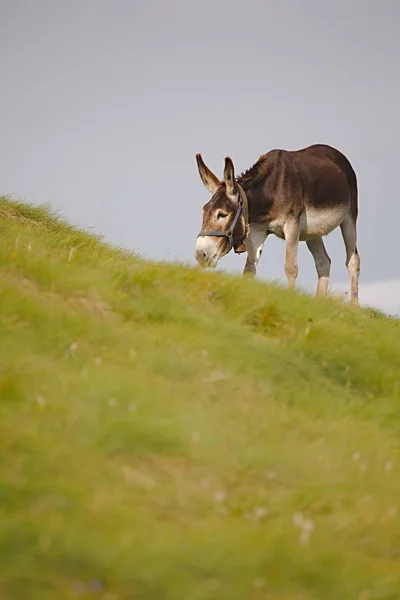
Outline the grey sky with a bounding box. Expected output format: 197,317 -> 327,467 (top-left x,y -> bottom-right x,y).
1,0 -> 399,313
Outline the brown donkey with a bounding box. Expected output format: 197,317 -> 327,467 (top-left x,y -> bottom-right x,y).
195,144 -> 360,304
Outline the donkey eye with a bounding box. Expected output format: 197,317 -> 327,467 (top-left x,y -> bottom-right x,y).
217,211 -> 228,219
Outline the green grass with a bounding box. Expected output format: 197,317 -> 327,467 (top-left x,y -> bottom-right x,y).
1,196 -> 400,600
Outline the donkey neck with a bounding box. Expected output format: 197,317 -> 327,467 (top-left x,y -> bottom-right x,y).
237,173 -> 272,225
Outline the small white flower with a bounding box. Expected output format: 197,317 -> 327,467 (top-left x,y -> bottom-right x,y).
108,397 -> 117,407
253,506 -> 268,520
214,490 -> 226,502
384,461 -> 393,472
69,342 -> 78,352
296,517 -> 315,544
36,395 -> 46,407
303,519 -> 315,533
128,402 -> 137,412
203,370 -> 230,383
352,451 -> 361,461
94,357 -> 102,366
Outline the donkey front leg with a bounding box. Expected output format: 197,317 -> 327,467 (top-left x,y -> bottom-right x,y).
243,226 -> 268,277
283,218 -> 300,289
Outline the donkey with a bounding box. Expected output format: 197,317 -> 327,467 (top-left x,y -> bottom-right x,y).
195,144 -> 360,304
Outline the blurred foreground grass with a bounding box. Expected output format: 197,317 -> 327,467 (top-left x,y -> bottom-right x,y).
1,197 -> 400,600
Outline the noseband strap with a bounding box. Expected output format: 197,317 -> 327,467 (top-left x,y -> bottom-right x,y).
197,185 -> 249,253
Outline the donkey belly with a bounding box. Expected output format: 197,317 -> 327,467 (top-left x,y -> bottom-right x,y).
299,205 -> 348,241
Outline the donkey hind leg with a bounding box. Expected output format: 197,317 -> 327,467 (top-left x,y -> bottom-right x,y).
283,218 -> 300,289
306,237 -> 331,297
340,215 -> 360,305
243,227 -> 268,277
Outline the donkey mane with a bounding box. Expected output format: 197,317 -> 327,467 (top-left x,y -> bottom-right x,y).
237,155 -> 266,184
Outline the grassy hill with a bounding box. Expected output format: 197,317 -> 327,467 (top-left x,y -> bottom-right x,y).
1,196 -> 400,600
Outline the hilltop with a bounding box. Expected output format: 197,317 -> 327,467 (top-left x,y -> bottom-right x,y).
1,197 -> 400,600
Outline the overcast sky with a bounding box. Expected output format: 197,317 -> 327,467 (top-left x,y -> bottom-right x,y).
1,0 -> 399,315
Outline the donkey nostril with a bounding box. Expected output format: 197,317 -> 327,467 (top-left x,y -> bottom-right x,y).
196,248 -> 208,263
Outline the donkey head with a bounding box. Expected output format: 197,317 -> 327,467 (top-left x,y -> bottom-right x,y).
195,154 -> 247,268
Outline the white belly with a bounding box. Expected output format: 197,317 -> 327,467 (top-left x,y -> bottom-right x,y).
268,206 -> 348,241
299,206 -> 348,240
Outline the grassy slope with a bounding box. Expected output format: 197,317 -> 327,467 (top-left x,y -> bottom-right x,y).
1,197 -> 400,600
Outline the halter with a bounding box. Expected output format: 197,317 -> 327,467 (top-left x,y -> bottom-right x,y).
197,186 -> 249,254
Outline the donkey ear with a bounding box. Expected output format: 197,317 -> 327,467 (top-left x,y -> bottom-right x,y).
196,154 -> 221,194
223,157 -> 238,202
